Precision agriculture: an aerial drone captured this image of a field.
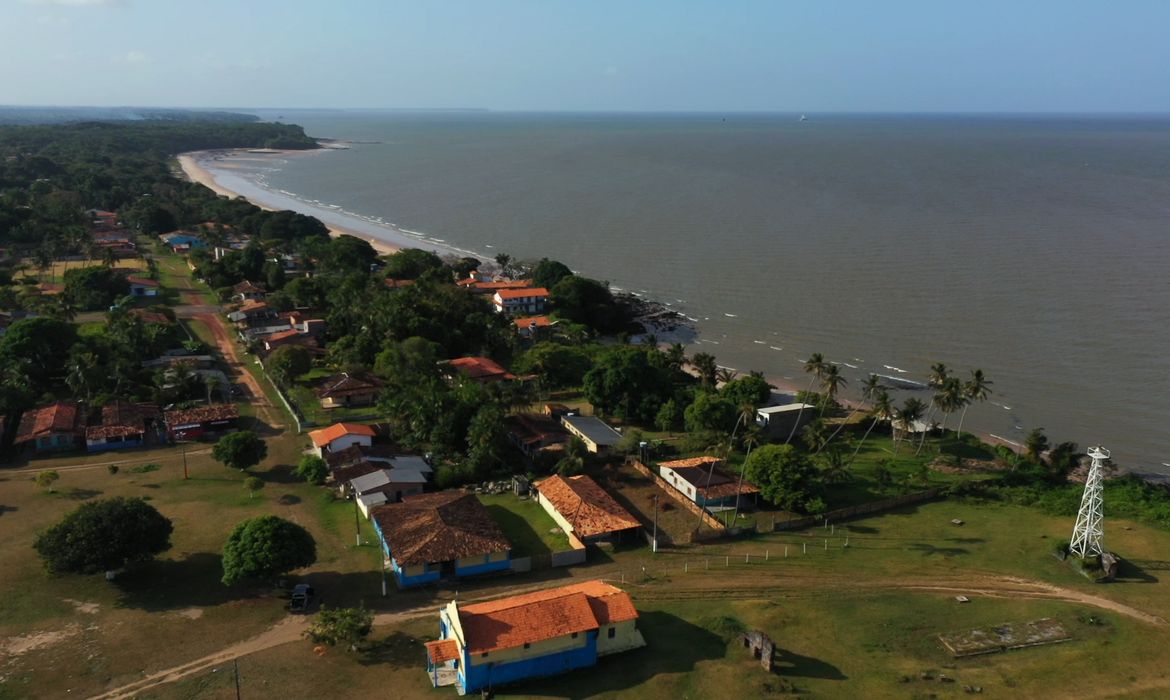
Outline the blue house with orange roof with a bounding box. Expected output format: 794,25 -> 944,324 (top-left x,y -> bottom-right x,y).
424,580 -> 645,694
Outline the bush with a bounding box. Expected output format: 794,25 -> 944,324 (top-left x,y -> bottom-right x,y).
107,465 -> 120,475
304,606 -> 374,649
295,455 -> 329,485
34,497 -> 172,576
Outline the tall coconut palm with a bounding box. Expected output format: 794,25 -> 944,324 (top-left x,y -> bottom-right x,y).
818,363 -> 847,416
728,404 -> 763,525
785,352 -> 825,445
715,367 -> 738,385
937,376 -> 967,437
664,343 -> 686,372
691,352 -> 718,389
917,362 -> 950,454
822,373 -> 881,454
848,388 -> 893,468
893,397 -> 926,455
957,369 -> 992,437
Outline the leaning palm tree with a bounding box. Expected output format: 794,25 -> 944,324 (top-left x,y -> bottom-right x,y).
893,397 -> 926,455
818,363 -> 847,416
714,367 -> 738,385
821,373 -> 881,453
916,362 -> 950,454
848,388 -> 893,468
938,376 -> 967,437
956,369 -> 992,437
785,352 -> 825,445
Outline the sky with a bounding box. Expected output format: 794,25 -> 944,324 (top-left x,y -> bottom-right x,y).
3,0 -> 1169,112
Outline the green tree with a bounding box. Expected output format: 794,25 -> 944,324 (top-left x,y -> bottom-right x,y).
212,431 -> 268,471
893,398 -> 926,455
464,404 -> 508,480
684,392 -> 737,433
384,248 -> 444,279
691,352 -> 718,390
295,455 -> 329,485
244,476 -> 265,499
35,470 -> 60,492
530,258 -> 574,289
655,398 -> 683,434
582,346 -> 673,423
743,444 -> 822,512
1025,428 -> 1050,463
33,497 -> 173,576
720,373 -> 771,409
221,515 -> 317,585
305,606 -> 374,649
818,363 -> 847,415
265,344 -> 312,386
62,266 -> 130,311
549,275 -> 625,333
0,317 -> 78,391
847,387 -> 892,468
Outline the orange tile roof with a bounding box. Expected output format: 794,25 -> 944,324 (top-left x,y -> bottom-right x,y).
495,287 -> 549,300
126,276 -> 159,287
458,581 -> 637,654
425,639 -> 460,664
163,403 -> 239,427
513,315 -> 551,329
457,278 -> 533,290
535,475 -> 640,538
309,422 -> 376,448
448,357 -> 516,382
658,456 -> 723,469
14,401 -> 84,444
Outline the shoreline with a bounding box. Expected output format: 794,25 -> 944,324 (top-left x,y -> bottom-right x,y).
177,148 -> 486,259
175,148 -> 1160,480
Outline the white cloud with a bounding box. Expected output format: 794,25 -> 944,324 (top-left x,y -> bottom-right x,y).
24,0 -> 123,6
116,50 -> 151,64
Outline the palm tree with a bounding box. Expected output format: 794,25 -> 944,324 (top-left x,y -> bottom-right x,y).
819,446 -> 850,484
956,369 -> 992,437
818,363 -> 847,416
848,388 -> 893,468
821,373 -> 880,454
893,397 -> 926,455
715,367 -> 738,385
664,343 -> 686,372
101,246 -> 119,269
691,352 -> 718,389
785,352 -> 825,445
916,362 -> 950,454
937,377 -> 967,436
1024,427 -> 1049,463
493,253 -> 513,278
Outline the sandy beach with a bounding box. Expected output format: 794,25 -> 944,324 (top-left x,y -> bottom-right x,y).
177,149 -> 406,257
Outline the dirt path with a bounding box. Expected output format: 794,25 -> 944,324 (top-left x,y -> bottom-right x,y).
85,567 -> 1163,699
192,311 -> 284,431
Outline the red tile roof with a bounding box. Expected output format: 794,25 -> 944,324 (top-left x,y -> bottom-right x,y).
458,581 -> 637,654
163,403 -> 239,427
308,422 -> 376,448
494,287 -> 549,300
85,401 -> 153,440
535,475 -> 640,538
447,357 -> 516,382
129,309 -> 172,325
370,492 -> 509,566
457,278 -> 533,290
513,315 -> 551,330
14,401 -> 84,444
126,276 -> 159,287
425,639 -> 461,664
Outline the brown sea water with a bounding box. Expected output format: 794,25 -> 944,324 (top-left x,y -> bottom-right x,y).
234,111 -> 1170,474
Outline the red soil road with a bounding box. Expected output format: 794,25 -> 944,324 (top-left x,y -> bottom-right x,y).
193,312 -> 283,431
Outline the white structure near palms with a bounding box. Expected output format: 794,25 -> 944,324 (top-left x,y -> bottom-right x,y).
1069,446 -> 1109,558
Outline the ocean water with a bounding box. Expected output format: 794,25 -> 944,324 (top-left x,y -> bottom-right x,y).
224,111 -> 1170,474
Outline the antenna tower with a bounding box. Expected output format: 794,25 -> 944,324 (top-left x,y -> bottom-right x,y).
1069,445 -> 1109,558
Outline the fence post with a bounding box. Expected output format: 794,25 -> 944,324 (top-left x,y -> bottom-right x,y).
803,542 -> 807,554
725,556 -> 729,567
766,549 -> 769,561
784,546 -> 788,558
685,561 -> 688,573
824,539 -> 828,551
745,553 -> 750,563
844,537 -> 849,548
706,559 -> 709,570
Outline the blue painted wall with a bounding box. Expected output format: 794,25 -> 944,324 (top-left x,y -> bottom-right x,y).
454,555 -> 512,577
461,632 -> 598,693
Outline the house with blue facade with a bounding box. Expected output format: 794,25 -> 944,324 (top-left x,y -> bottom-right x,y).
424,580 -> 645,694
85,401 -> 156,452
658,456 -> 760,509
14,401 -> 85,453
370,491 -> 511,588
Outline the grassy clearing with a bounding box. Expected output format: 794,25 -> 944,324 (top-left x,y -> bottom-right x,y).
477,493 -> 570,557
287,386 -> 378,428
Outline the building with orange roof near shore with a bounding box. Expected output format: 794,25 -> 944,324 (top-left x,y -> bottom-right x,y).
445,356 -> 516,384
307,422 -> 376,457
492,287 -> 549,315
534,474 -> 641,542
425,579 -> 644,693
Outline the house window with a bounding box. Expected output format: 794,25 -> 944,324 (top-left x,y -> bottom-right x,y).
481,652 -> 489,658
608,627 -> 616,639
571,632 -> 578,639
523,642 -> 530,649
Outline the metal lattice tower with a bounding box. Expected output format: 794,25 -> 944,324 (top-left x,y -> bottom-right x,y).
1069,446 -> 1110,558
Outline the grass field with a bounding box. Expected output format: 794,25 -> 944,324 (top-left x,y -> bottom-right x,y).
477,493 -> 571,557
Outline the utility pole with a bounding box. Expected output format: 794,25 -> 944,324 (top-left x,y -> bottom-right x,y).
652,494 -> 659,554
175,430 -> 189,480
233,658 -> 241,700
354,495 -> 362,547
